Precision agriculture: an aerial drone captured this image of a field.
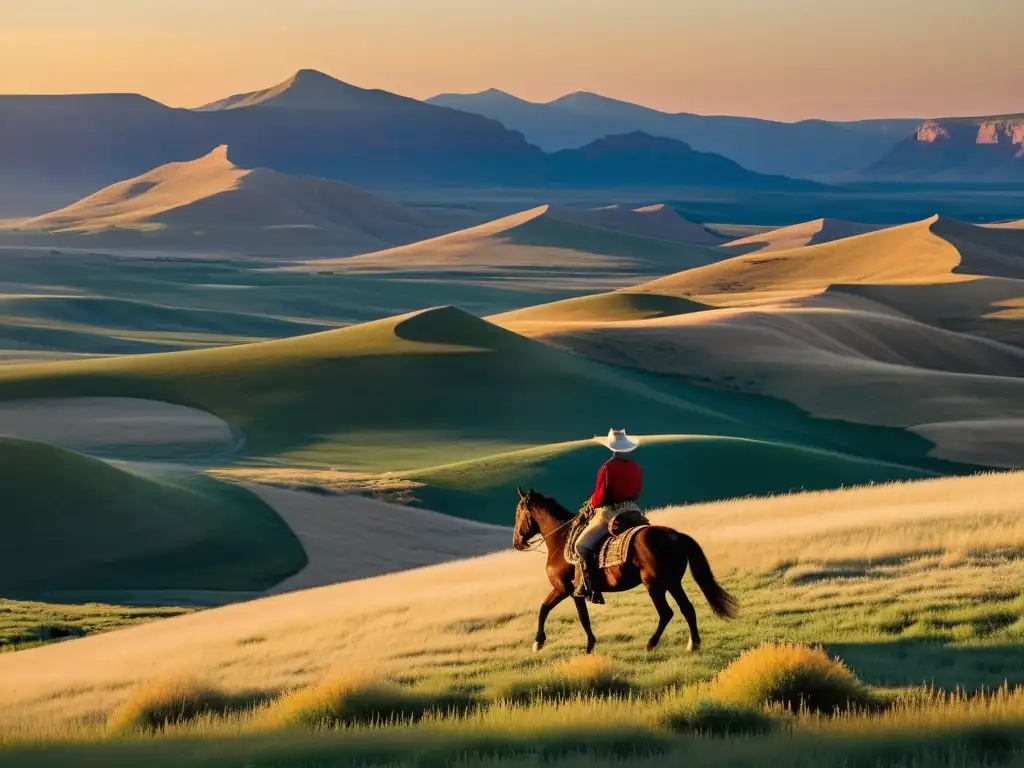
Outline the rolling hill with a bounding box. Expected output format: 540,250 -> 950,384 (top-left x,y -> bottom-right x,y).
287,205 -> 728,283
0,304 -> 957,482
721,218 -> 881,255
0,146 -> 434,256
0,437 -> 305,599
404,435 -> 937,523
635,215 -> 1024,304
427,88 -> 920,178
498,217 -> 1024,468
556,204 -> 726,245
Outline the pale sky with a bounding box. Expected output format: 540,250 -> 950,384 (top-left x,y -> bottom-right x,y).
1,0 -> 1020,121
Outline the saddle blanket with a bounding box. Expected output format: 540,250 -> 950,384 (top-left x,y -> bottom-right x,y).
565,508 -> 651,569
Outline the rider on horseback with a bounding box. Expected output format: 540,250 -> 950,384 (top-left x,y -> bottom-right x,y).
573,428 -> 642,604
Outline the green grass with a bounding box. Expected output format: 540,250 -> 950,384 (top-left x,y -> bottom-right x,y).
404,435 -> 937,524
1,727 -> 1022,768
0,295 -> 324,354
0,305 -> 966,479
0,438 -> 306,597
0,599 -> 193,652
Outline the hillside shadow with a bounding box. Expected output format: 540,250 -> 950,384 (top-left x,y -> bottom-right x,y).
826,640 -> 1024,691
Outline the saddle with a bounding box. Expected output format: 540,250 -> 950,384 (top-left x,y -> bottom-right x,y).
565,506 -> 651,570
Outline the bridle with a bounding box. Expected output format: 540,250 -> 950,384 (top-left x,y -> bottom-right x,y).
516,497 -> 578,553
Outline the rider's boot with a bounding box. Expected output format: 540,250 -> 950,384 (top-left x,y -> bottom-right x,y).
587,560 -> 605,605
573,564 -> 591,599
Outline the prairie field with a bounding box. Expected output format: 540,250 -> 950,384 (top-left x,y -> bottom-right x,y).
1,472 -> 1023,766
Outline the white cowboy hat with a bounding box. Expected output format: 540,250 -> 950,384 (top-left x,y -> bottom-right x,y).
593,428 -> 639,453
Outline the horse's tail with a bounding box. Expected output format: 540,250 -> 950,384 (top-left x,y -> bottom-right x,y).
676,532 -> 738,619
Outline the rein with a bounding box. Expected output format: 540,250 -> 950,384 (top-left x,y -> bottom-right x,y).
520,509 -> 580,553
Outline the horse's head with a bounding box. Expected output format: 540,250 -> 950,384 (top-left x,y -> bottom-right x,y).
513,485 -> 542,551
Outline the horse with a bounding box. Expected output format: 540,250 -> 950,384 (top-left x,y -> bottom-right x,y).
513,486 -> 737,654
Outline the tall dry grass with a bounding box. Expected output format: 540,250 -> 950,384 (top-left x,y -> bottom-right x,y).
711,643 -> 875,714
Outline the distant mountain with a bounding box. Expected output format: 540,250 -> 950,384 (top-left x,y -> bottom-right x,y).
0,93 -> 211,206
1,71 -> 820,209
866,115 -> 1024,181
0,146 -> 435,256
195,68 -> 411,112
0,71 -> 547,206
427,89 -> 921,179
548,132 -> 824,190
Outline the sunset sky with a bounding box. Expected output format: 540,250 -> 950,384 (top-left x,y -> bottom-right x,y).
2,0 -> 1020,121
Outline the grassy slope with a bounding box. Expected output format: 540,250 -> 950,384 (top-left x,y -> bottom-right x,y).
1,472 -> 1022,766
0,306 -> 957,479
405,436 -> 936,524
0,438 -> 306,597
0,248 -> 596,358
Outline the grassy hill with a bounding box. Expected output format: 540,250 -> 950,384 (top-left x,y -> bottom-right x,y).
0,438 -> 306,598
1,472 -> 1022,766
0,294 -> 323,356
403,435 -> 938,523
0,306 -> 959,478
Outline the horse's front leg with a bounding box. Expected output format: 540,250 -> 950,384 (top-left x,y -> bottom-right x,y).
534,587 -> 568,652
573,597 -> 597,654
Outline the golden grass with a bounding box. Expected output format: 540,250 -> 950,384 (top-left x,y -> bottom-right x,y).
712,643 -> 874,714
0,472 -> 1021,738
106,677 -> 241,734
492,655 -> 631,704
263,669 -> 473,729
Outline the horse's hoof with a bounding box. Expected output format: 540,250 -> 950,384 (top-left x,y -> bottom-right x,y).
688,639 -> 701,653
533,640 -> 544,653
585,640 -> 596,655
646,641 -> 658,652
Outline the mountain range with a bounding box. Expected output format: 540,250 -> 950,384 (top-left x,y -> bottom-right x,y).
428,89 -> 921,179
0,70 -> 822,214
866,115 -> 1024,181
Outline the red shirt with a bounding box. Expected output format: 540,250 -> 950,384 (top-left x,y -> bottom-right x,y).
589,456 -> 643,508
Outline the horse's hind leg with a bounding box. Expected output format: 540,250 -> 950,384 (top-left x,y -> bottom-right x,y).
644,583 -> 674,652
669,581 -> 700,652
534,587 -> 567,652
573,597 -> 597,654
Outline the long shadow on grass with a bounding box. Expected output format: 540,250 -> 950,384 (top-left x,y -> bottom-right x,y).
827,641 -> 1024,691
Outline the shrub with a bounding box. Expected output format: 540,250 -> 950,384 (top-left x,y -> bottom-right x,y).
663,700 -> 777,737
712,642 -> 875,714
494,654 -> 632,704
265,670 -> 473,728
106,677 -> 248,734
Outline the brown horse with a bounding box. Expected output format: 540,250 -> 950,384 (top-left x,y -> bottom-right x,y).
513,486 -> 737,654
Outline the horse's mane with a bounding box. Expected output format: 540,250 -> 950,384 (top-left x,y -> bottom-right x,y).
531,490 -> 574,522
